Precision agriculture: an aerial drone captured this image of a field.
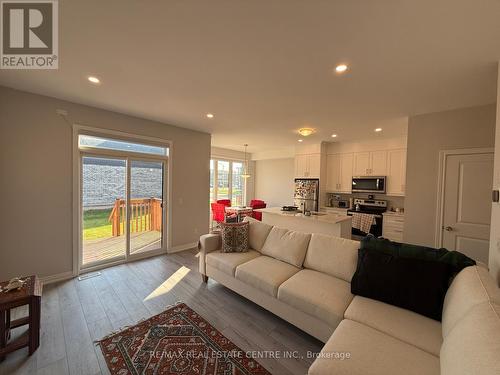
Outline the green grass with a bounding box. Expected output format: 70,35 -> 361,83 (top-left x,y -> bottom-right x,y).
83,209 -> 114,240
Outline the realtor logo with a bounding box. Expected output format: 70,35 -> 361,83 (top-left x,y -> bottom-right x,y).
1,0 -> 58,69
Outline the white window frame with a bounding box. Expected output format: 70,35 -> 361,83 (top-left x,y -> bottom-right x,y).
210,157 -> 247,205
72,125 -> 173,276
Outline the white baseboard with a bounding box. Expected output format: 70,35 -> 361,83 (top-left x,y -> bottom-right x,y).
168,242 -> 198,253
40,271 -> 74,285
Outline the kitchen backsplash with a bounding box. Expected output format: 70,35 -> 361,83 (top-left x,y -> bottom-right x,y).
326,192 -> 405,212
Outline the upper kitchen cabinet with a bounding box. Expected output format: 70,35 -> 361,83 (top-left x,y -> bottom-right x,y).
326,153 -> 353,193
353,150 -> 387,176
326,154 -> 340,191
386,149 -> 407,196
370,150 -> 388,175
295,153 -> 321,178
353,152 -> 370,176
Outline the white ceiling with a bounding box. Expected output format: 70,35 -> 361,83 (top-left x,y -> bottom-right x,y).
1,0 -> 499,153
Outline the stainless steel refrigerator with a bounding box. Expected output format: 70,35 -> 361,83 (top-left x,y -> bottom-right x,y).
293,178 -> 319,212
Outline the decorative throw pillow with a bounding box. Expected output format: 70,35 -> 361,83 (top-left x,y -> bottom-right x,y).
221,222 -> 249,253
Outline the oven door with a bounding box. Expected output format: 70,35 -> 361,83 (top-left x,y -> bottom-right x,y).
347,212 -> 383,239
351,176 -> 386,193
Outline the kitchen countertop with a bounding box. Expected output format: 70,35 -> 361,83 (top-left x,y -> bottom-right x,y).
254,207 -> 352,224
382,211 -> 405,217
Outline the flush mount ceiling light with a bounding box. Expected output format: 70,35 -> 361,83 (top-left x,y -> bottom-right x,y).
298,139 -> 304,142
298,127 -> 315,137
241,144 -> 251,179
374,128 -> 383,132
87,76 -> 100,84
331,134 -> 338,138
206,113 -> 214,118
335,64 -> 348,73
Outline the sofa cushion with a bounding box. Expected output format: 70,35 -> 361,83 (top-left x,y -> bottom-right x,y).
345,296 -> 442,356
206,250 -> 261,276
278,269 -> 353,328
243,216 -> 273,252
440,301 -> 500,375
260,227 -> 311,267
235,256 -> 300,297
351,247 -> 451,320
308,319 -> 440,375
442,265 -> 500,337
304,234 -> 359,282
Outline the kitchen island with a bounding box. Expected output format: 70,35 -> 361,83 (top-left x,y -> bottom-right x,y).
254,207 -> 352,239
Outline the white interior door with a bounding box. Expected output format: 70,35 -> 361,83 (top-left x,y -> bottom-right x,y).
441,151 -> 494,263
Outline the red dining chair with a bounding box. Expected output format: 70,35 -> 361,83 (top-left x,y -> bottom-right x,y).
217,199 -> 231,207
211,203 -> 226,224
250,199 -> 266,221
211,202 -> 237,230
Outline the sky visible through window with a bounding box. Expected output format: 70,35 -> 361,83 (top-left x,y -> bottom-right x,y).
79,135 -> 168,156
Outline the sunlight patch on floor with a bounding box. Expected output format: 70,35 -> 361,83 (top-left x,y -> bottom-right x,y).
144,265 -> 190,301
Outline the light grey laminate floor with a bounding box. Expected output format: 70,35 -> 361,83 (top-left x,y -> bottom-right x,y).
0,249 -> 322,375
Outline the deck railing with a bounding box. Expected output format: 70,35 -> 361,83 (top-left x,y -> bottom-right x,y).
108,198 -> 162,236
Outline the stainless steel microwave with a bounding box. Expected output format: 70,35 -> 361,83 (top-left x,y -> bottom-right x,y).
352,176 -> 386,193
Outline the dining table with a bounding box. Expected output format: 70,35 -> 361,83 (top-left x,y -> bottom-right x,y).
225,206 -> 253,222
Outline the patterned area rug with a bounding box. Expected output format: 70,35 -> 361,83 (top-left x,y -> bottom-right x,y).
98,302 -> 271,374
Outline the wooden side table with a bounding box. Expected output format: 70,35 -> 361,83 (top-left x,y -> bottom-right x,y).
0,276 -> 42,361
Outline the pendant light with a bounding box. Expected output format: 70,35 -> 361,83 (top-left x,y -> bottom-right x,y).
242,144 -> 251,179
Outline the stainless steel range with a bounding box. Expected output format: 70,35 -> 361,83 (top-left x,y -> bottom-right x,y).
347,198 -> 387,239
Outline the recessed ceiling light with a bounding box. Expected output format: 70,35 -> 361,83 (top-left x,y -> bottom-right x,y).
335,64 -> 348,73
375,128 -> 383,132
298,127 -> 315,137
331,134 -> 338,138
206,113 -> 214,118
298,139 -> 303,142
87,76 -> 100,84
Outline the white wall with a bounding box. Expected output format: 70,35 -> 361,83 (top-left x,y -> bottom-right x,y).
326,136 -> 407,154
0,86 -> 211,280
405,103 -> 496,247
489,63 -> 500,285
254,158 -> 295,207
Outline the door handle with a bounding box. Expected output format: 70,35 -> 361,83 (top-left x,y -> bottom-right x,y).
443,226 -> 453,232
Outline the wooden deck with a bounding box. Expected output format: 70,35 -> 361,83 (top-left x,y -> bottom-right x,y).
83,231 -> 161,265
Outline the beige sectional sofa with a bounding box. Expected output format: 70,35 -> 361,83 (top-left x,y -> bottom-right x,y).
198,217 -> 500,375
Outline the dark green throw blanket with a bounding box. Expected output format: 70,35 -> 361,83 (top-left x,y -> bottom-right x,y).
351,236 -> 476,321
360,235 -> 476,277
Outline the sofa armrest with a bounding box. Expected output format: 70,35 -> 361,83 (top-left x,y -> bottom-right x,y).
198,233 -> 221,277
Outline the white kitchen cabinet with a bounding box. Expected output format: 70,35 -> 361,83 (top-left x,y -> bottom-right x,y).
339,153 -> 354,192
353,151 -> 387,176
370,150 -> 388,175
326,154 -> 340,191
353,152 -> 370,176
326,153 -> 353,192
386,149 -> 407,196
295,153 -> 321,178
382,213 -> 405,241
307,154 -> 321,178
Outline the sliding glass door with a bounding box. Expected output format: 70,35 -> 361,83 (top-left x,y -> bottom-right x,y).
82,156 -> 127,265
78,134 -> 168,270
129,160 -> 163,255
